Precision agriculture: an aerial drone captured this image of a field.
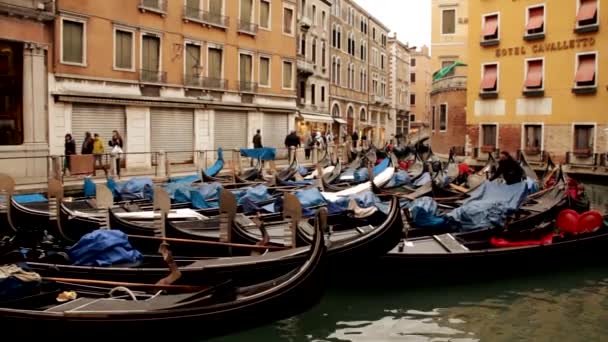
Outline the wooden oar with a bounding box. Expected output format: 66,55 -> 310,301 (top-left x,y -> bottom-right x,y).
44,277 -> 208,292
127,234 -> 287,250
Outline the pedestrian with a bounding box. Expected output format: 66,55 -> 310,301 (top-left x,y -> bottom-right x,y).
315,131 -> 325,149
326,131 -> 334,145
64,133 -> 76,175
92,133 -> 106,175
489,151 -> 525,185
108,130 -> 124,178
284,131 -> 300,162
253,129 -> 263,148
304,133 -> 313,160
81,132 -> 94,154
351,130 -> 359,148
361,132 -> 368,148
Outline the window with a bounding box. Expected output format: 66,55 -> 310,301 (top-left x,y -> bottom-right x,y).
525,5 -> 545,37
410,73 -> 416,83
337,26 -> 341,49
185,43 -> 201,81
441,9 -> 456,34
360,108 -> 367,121
574,125 -> 594,153
360,41 -> 366,60
480,63 -> 498,93
381,54 -> 386,70
259,56 -> 270,87
311,84 -> 316,105
331,56 -> 336,83
524,124 -> 542,152
524,58 -> 544,91
574,52 -> 597,89
482,14 -> 499,42
332,104 -> 340,118
207,46 -> 223,79
299,81 -> 306,101
142,34 -> 161,75
431,106 -> 436,131
114,29 -> 134,70
321,86 -> 325,102
347,64 -> 352,89
282,60 -> 293,89
411,58 -> 416,67
299,33 -> 306,56
410,114 -> 416,123
312,38 -> 317,64
350,63 -> 355,89
372,27 -> 376,40
321,40 -> 326,67
0,41 -> 23,145
442,60 -> 455,77
283,7 -> 294,35
239,53 -> 253,85
185,0 -> 200,18
260,0 -> 271,29
439,104 -> 448,132
482,124 -> 497,148
336,58 -> 341,85
410,93 -> 416,105
312,5 -> 316,24
576,0 -> 599,28
61,19 -> 85,65
241,0 -> 253,23
332,25 -> 337,47
322,11 -> 326,29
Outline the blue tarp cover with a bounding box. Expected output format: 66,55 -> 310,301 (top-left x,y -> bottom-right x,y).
205,148 -> 225,177
407,197 -> 447,228
354,159 -> 390,182
112,178 -> 154,201
190,183 -> 222,209
446,180 -> 529,231
68,230 -> 143,267
385,171 -> 411,188
240,147 -> 277,161
295,188 -> 327,208
297,165 -> 309,176
84,177 -> 96,197
238,185 -> 272,204
13,194 -> 47,203
163,183 -> 195,203
169,174 -> 200,184
413,172 -> 431,187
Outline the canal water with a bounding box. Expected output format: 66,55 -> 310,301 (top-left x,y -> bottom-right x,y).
212,180 -> 608,342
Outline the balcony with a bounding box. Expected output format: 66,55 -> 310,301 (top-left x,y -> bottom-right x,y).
140,69 -> 166,84
0,0 -> 55,21
138,0 -> 167,16
238,20 -> 258,36
299,16 -> 312,30
371,94 -> 386,105
431,75 -> 467,95
239,81 -> 258,93
183,6 -> 229,29
297,57 -> 314,77
185,74 -> 228,90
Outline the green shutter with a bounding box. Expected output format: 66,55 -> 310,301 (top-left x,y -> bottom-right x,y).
260,1 -> 270,28
185,44 -> 200,77
63,20 -> 83,63
260,57 -> 269,86
240,54 -> 252,82
241,0 -> 252,22
209,0 -> 222,14
142,36 -> 160,71
208,48 -> 222,79
115,31 -> 132,69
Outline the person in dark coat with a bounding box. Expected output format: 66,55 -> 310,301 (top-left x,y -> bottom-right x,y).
64,133 -> 76,174
81,132 -> 94,154
490,151 -> 524,185
284,131 -> 300,162
351,130 -> 359,148
253,129 -> 263,148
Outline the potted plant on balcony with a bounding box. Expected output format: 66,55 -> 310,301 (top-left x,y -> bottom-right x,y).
480,145 -> 496,153
524,146 -> 541,155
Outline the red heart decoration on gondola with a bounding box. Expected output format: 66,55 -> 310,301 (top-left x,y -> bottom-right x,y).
557,209 -> 580,234
557,210 -> 604,234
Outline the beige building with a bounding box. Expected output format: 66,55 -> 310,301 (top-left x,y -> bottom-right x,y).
431,0 -> 468,72
388,35 -> 411,138
0,0 -> 54,180
409,46 -> 432,129
296,0 -> 333,139
367,14 -> 391,145
50,0 -> 298,170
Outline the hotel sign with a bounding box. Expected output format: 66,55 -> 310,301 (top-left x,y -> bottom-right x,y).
495,37 -> 596,58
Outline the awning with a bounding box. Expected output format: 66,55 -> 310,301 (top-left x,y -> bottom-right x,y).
575,56 -> 596,83
526,7 -> 544,30
577,0 -> 597,21
298,113 -> 334,124
334,118 -> 347,124
482,15 -> 498,37
524,60 -> 543,88
480,65 -> 498,90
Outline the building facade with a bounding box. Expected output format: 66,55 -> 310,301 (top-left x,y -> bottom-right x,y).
296,0 -> 333,139
0,0 -> 54,180
467,0 -> 607,164
388,35 -> 411,138
408,46 -> 432,131
431,0 -> 468,71
367,14 -> 391,145
50,0 -> 298,170
430,64 -> 467,155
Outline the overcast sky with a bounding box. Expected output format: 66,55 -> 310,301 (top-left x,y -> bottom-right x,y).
355,0 -> 431,49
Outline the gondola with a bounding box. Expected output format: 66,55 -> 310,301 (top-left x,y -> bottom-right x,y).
0,205 -> 327,340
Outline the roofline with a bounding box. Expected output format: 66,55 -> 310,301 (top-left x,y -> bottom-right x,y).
346,0 -> 391,32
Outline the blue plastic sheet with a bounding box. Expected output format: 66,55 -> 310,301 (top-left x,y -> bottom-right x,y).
373,158 -> 390,176
295,188 -> 327,208
240,147 -> 277,161
446,181 -> 529,231
68,230 -> 143,267
190,183 -> 222,209
112,178 -> 154,201
413,172 -> 431,187
239,185 -> 272,204
526,177 -> 539,194
169,174 -> 200,184
297,165 -> 308,177
163,183 -> 195,203
84,177 -> 96,197
13,194 -> 47,203
385,171 -> 411,188
407,197 -> 447,229
205,148 -> 225,177
354,168 -> 370,182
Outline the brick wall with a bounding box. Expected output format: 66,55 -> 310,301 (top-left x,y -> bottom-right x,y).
430,89 -> 466,155
498,124 -> 521,157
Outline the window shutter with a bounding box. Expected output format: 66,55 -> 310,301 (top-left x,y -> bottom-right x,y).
260,57 -> 269,86
208,48 -> 222,79
260,1 -> 270,28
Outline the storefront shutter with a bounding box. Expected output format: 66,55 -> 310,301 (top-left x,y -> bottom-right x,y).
150,108 -> 194,164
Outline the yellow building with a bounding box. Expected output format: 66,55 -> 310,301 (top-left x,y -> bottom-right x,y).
50,0 -> 297,169
431,0 -> 468,72
467,0 -> 606,164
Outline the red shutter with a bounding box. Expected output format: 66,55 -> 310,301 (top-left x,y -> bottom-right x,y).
483,15 -> 498,37
480,64 -> 498,90
577,0 -> 597,21
575,55 -> 596,83
524,60 -> 543,88
526,7 -> 544,30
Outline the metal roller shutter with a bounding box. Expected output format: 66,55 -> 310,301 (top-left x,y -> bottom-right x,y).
151,108 -> 194,164
71,104 -> 126,152
262,113 -> 288,149
214,111 -> 247,159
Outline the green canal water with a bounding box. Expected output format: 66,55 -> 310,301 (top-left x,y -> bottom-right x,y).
212,180 -> 608,342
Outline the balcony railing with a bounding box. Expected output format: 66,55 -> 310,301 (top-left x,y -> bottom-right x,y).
0,0 -> 55,20
140,69 -> 167,84
299,15 -> 312,29
297,57 -> 314,76
183,6 -> 229,28
371,94 -> 386,104
138,0 -> 167,15
431,75 -> 467,94
239,81 -> 258,93
185,74 -> 228,90
238,20 -> 258,35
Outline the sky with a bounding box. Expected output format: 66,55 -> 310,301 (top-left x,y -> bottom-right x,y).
355,0 -> 431,50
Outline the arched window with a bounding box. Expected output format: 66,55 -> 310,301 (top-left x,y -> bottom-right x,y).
350,63 -> 355,89
332,25 -> 337,47
321,40 -> 326,67
337,26 -> 342,49
347,64 -> 351,89
312,38 -> 317,64
331,56 -> 336,84
348,106 -> 354,118
332,103 -> 341,117
360,107 -> 367,121
336,58 -> 341,85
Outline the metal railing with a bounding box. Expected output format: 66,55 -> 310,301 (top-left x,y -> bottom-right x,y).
566,151 -> 600,167
138,0 -> 167,13
238,20 -> 258,35
183,6 -> 229,27
239,81 -> 258,93
0,1 -> 55,20
185,74 -> 228,90
140,69 -> 167,84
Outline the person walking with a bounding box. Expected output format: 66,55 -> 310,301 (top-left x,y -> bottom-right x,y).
253,129 -> 263,148
92,133 -> 106,176
304,133 -> 313,160
351,130 -> 359,148
64,133 -> 76,175
81,132 -> 94,154
284,131 -> 300,162
108,130 -> 124,178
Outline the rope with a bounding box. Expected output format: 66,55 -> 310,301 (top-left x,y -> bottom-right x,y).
109,286 -> 138,301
